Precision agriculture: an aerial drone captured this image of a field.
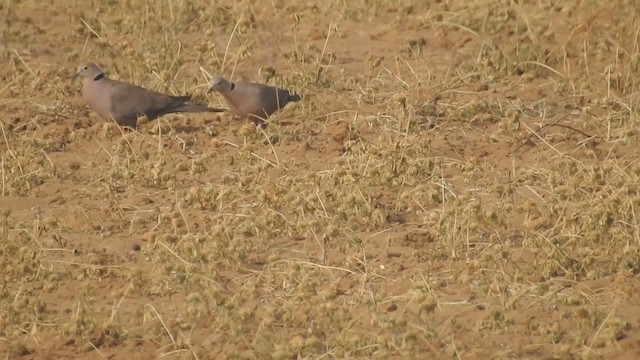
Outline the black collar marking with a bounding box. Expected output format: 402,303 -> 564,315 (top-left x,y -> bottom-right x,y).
94,73 -> 105,81
230,82 -> 235,91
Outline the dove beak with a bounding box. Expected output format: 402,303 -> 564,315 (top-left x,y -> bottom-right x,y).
72,71 -> 80,80
206,86 -> 214,93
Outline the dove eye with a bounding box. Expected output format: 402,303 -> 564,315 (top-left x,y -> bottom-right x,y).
83,66 -> 88,70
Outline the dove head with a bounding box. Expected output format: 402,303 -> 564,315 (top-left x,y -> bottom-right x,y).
73,62 -> 104,81
207,76 -> 232,93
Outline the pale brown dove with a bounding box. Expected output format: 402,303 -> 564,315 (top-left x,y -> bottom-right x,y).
207,76 -> 301,125
73,62 -> 225,128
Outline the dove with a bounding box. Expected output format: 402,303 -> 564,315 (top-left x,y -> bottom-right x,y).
207,76 -> 301,125
73,62 -> 225,128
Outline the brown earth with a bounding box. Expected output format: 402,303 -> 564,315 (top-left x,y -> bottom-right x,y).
2,0 -> 640,359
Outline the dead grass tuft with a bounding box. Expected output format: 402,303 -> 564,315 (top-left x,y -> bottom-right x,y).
1,0 -> 640,358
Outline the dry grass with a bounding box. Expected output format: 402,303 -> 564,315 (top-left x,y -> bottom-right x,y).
1,0 -> 640,358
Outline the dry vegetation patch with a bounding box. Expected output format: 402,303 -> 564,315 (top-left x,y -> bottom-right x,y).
1,0 -> 640,358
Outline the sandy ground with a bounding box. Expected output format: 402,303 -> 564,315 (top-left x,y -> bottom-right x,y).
2,0 -> 640,359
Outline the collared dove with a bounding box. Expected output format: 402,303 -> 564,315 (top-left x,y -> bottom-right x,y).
207,76 -> 301,125
73,62 -> 225,128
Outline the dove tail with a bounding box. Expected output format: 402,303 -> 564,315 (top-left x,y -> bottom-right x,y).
173,104 -> 226,113
289,94 -> 302,102
164,96 -> 226,114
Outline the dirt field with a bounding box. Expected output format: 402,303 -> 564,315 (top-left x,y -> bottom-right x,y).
2,0 -> 640,358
